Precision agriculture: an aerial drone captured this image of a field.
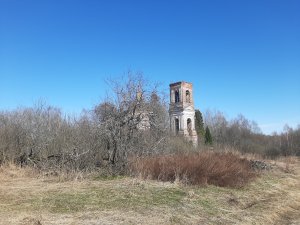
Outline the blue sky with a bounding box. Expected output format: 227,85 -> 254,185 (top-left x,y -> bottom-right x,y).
0,0 -> 299,134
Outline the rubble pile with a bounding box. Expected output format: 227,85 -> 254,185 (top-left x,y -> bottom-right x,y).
250,160 -> 271,170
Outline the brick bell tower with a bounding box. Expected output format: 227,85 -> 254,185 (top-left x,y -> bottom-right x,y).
169,81 -> 198,146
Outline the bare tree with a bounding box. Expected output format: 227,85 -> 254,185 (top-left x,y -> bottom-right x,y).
92,72 -> 169,171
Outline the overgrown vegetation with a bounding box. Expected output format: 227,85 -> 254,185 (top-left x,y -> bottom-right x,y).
0,72 -> 171,174
0,72 -> 299,177
0,72 -> 299,225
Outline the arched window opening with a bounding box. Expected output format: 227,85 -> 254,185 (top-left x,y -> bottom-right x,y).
186,90 -> 190,103
175,90 -> 180,103
187,118 -> 192,135
175,118 -> 179,134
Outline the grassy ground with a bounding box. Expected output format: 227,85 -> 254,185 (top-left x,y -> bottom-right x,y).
0,157 -> 299,225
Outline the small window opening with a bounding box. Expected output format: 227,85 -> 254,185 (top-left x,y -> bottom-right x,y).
175,90 -> 180,103
175,118 -> 179,134
186,90 -> 191,103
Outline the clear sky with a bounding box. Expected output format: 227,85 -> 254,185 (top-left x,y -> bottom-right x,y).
1,0 -> 299,134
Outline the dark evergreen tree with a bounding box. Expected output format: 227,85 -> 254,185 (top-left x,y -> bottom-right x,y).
195,109 -> 205,136
205,126 -> 213,145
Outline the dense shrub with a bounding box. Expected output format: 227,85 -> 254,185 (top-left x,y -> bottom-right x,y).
130,151 -> 256,188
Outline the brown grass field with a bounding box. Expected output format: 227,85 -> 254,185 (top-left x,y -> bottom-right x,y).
0,157 -> 299,225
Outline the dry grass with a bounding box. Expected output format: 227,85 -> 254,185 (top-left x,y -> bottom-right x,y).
0,157 -> 299,225
130,151 -> 256,187
0,162 -> 37,178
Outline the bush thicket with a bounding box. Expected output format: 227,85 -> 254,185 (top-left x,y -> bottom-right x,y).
130,151 -> 256,187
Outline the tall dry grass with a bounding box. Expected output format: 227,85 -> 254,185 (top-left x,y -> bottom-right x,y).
130,151 -> 257,187
0,162 -> 38,179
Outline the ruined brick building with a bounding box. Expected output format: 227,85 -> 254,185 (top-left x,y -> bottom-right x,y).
169,81 -> 198,146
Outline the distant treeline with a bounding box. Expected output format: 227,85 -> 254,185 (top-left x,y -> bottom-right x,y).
198,109 -> 300,157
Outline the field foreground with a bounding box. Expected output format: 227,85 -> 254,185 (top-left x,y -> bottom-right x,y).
0,158 -> 299,225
